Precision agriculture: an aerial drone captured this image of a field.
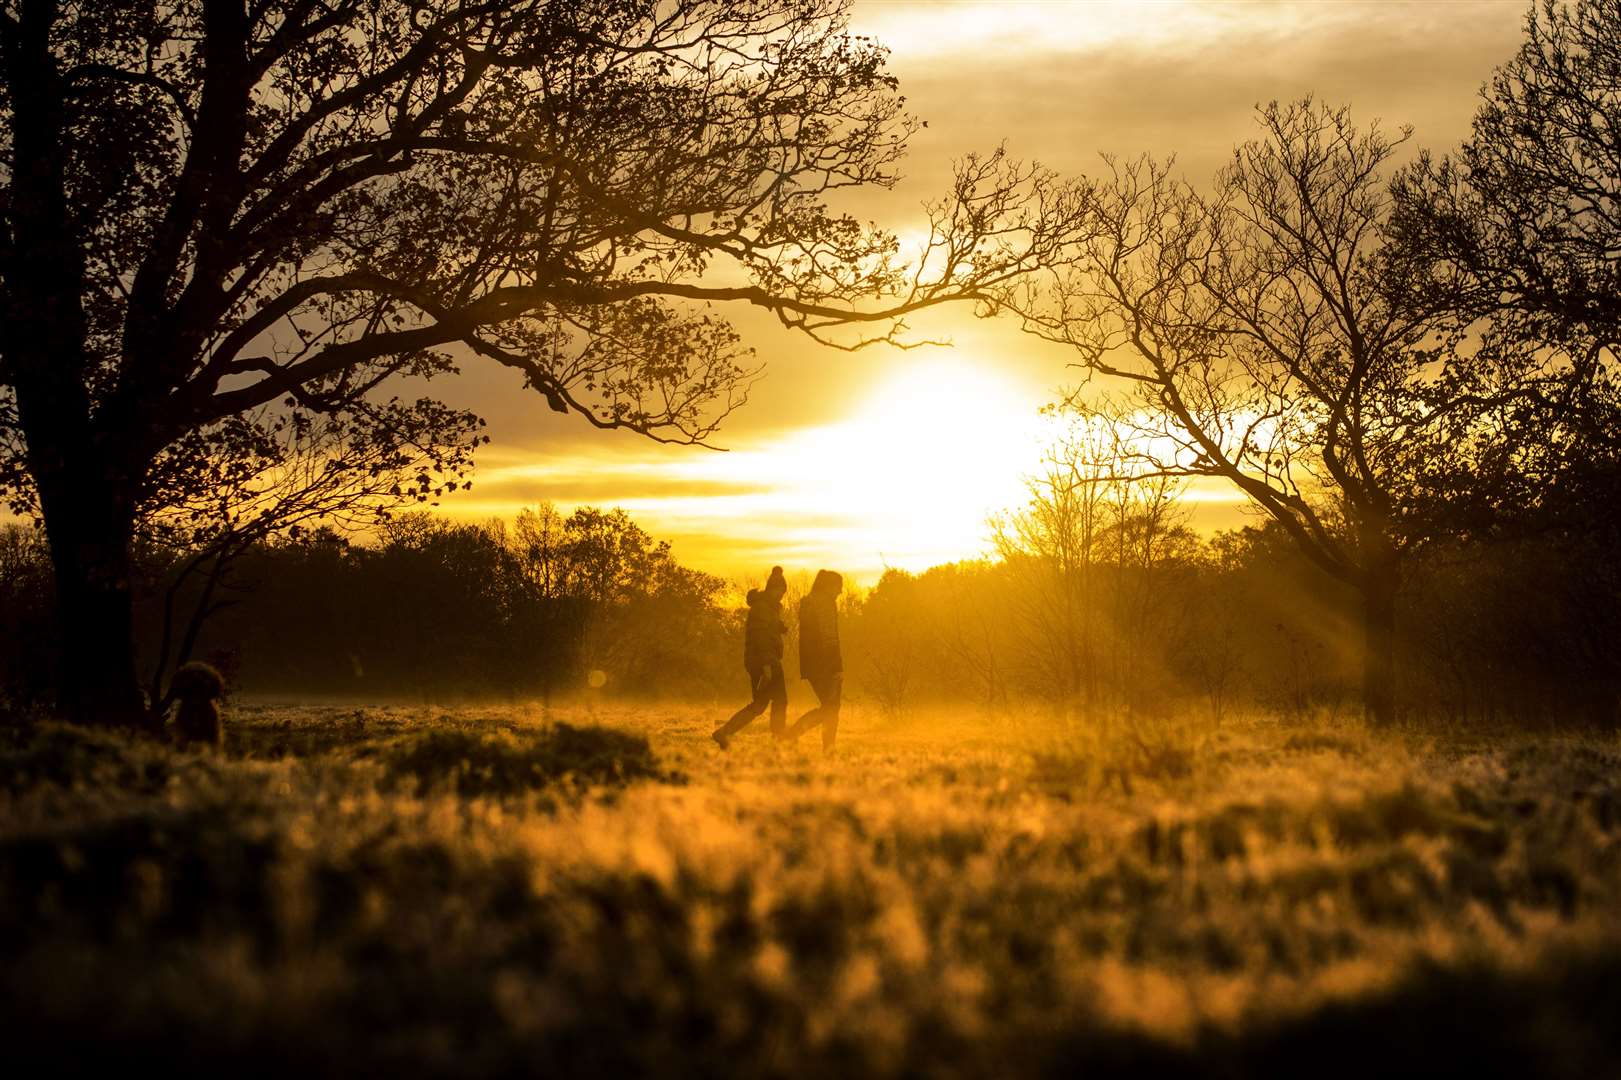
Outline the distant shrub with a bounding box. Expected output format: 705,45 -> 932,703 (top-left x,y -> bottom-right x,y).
1030,716 -> 1207,795
369,723 -> 662,796
1282,730 -> 1366,755
1129,727 -> 1199,781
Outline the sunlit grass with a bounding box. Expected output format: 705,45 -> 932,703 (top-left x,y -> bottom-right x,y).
3,703 -> 1621,1075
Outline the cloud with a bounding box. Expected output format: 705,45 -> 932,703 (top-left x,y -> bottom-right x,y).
470,454 -> 775,505
855,0 -> 1336,60
849,0 -> 1523,196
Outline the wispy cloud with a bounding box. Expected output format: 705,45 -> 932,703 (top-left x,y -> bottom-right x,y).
854,1 -> 1514,60
853,0 -> 1331,59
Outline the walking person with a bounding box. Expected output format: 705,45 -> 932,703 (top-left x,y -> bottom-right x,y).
788,569 -> 843,753
713,566 -> 789,748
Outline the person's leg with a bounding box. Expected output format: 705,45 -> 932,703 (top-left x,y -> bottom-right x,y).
715,667 -> 770,744
787,705 -> 819,741
788,675 -> 838,744
788,685 -> 822,741
819,673 -> 843,753
767,663 -> 789,738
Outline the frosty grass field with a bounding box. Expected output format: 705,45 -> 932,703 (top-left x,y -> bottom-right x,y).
4,701 -> 1621,1077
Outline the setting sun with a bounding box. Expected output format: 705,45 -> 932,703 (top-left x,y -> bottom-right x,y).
761,358 -> 1053,572
456,357 -> 1055,580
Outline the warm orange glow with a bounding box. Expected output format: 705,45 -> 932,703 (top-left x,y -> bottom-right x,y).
449,357 -> 1262,581
751,357 -> 1057,571
854,0 -> 1262,58
455,358 -> 1055,580
431,0 -> 1522,579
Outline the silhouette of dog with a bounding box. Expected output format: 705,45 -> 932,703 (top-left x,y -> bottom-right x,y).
170,661 -> 225,749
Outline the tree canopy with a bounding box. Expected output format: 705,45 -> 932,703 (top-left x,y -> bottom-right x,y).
1390,0 -> 1621,536
0,0 -> 1078,724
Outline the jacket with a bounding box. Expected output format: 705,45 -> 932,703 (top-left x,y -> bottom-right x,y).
743,588 -> 786,670
798,578 -> 842,680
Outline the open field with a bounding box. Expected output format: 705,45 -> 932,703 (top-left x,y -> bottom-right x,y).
4,702 -> 1621,1077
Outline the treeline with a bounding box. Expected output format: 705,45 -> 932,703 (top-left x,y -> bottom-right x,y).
847,519 -> 1621,727
835,443 -> 1621,726
6,490 -> 1616,724
2,506 -> 737,706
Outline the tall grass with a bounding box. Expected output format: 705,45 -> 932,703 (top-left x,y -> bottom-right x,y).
2,704 -> 1620,1076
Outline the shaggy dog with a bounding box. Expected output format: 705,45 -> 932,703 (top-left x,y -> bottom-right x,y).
170,661 -> 226,749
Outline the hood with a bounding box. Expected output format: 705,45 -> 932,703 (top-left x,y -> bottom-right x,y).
811,569 -> 843,596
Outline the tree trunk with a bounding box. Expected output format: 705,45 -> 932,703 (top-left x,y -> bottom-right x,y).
3,8 -> 146,727
36,464 -> 147,729
1361,552 -> 1400,727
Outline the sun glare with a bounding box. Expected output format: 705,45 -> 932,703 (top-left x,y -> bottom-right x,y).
454,358 -> 1264,581
772,359 -> 1051,572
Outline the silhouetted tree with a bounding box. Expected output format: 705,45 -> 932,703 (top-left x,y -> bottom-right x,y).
992,411 -> 1194,717
924,560 -> 1011,711
1394,0 -> 1621,366
1006,101 -> 1482,724
992,419 -> 1113,710
854,569 -> 921,718
0,0 -> 1080,726
509,504 -> 571,600
138,404 -> 484,719
134,504 -> 731,699
1390,0 -> 1621,537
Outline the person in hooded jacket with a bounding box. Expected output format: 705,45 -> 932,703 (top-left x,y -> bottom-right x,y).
713,566 -> 789,748
787,569 -> 843,752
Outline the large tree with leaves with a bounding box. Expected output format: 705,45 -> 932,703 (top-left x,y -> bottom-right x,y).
1390,0 -> 1621,532
0,0 -> 1075,725
1394,0 -> 1621,359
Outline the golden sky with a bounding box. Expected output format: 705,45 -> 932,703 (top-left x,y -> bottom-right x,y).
437,0 -> 1528,583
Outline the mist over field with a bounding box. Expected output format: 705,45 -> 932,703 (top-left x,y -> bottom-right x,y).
6,490 -> 1616,724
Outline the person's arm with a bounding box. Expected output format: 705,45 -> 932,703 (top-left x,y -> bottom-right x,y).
827,605 -> 843,673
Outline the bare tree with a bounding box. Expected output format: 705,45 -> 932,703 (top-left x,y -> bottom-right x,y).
934,562 -> 1009,712
508,504 -> 571,601
0,0 -> 1086,725
994,407 -> 1190,718
992,420 -> 1111,713
1101,463 -> 1191,716
1005,100 -> 1472,724
1395,0 -> 1621,357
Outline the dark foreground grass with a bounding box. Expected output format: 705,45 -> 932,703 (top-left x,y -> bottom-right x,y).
2,703 -> 1620,1078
